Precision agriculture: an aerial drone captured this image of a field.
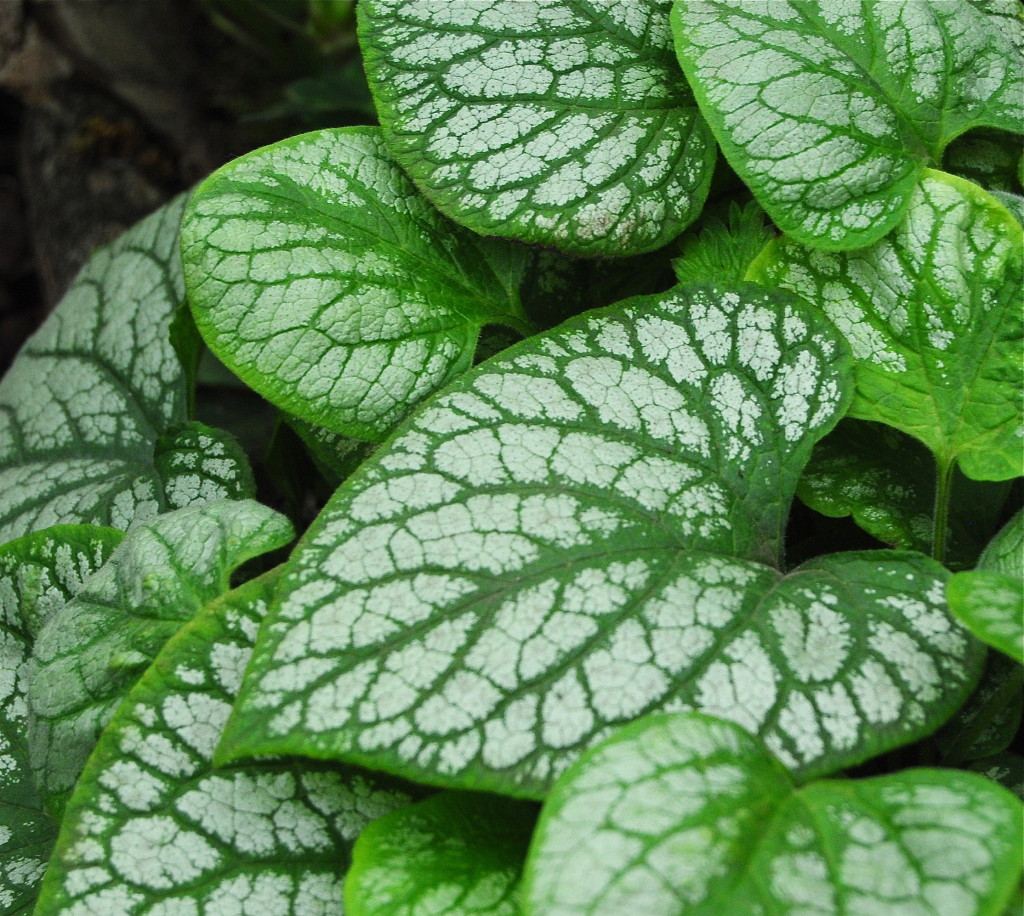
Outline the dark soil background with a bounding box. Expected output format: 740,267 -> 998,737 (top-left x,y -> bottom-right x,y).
0,0 -> 370,377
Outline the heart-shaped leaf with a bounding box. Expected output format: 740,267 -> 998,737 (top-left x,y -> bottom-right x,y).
671,0 -> 1024,249
34,569 -> 413,916
0,197 -> 253,545
27,500 -> 293,818
222,283 -> 977,797
947,510 -> 1024,664
346,791 -> 536,916
797,419 -> 1011,569
357,0 -> 716,256
181,127 -> 534,443
522,712 -> 1024,916
0,526 -> 123,916
749,170 -> 1024,482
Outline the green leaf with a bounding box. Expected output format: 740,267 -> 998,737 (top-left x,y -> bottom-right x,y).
969,752 -> 1024,802
671,199 -> 775,286
153,421 -> 256,509
947,510 -> 1024,664
0,196 -> 222,544
943,128 -> 1024,194
521,712 -> 1024,916
346,791 -> 535,916
749,170 -> 1024,482
0,527 -> 122,916
181,126 -> 533,443
947,572 -> 1024,664
35,569 -> 413,916
357,0 -> 716,255
978,509 -> 1024,577
933,653 -> 1023,766
0,525 -> 124,639
671,0 -> 1024,249
223,283 -> 978,796
26,500 -> 293,819
285,414 -> 374,485
992,189 -> 1024,226
797,419 -> 1011,569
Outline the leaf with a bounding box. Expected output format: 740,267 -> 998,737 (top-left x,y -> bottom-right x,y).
947,572 -> 1024,665
932,653 -> 1023,766
797,419 -> 1011,569
0,525 -> 125,640
749,170 -> 1024,481
521,712 -> 1024,916
26,500 -> 293,818
0,196 -> 225,544
969,753 -> 1024,802
943,128 -> 1024,194
34,569 -> 412,916
346,791 -> 536,916
671,199 -> 775,286
153,421 -> 256,509
181,127 -> 533,443
357,0 -> 716,256
947,510 -> 1024,664
285,414 -> 374,485
0,527 -> 123,916
992,189 -> 1024,226
671,0 -> 1024,249
224,283 -> 977,796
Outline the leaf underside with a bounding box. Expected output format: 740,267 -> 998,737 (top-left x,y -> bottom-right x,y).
522,712 -> 1024,916
358,0 -> 716,255
671,0 -> 1024,249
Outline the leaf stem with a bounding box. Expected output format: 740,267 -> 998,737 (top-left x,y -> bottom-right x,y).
931,455 -> 955,565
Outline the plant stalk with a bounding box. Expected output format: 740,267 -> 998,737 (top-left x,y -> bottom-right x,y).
931,455 -> 955,565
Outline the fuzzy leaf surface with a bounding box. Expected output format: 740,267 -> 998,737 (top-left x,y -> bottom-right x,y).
358,0 -> 716,256
750,170 -> 1024,481
671,200 -> 775,287
35,570 -> 412,916
0,527 -> 122,916
671,0 -> 1024,249
0,197 -> 201,543
27,500 -> 293,818
224,283 -> 974,796
346,791 -> 535,916
522,712 -> 1024,916
181,127 -> 532,443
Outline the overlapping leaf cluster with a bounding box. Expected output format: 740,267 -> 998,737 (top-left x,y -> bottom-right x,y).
1,2 -> 1022,915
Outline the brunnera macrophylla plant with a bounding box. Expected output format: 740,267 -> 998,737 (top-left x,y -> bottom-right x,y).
0,1 -> 1022,914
